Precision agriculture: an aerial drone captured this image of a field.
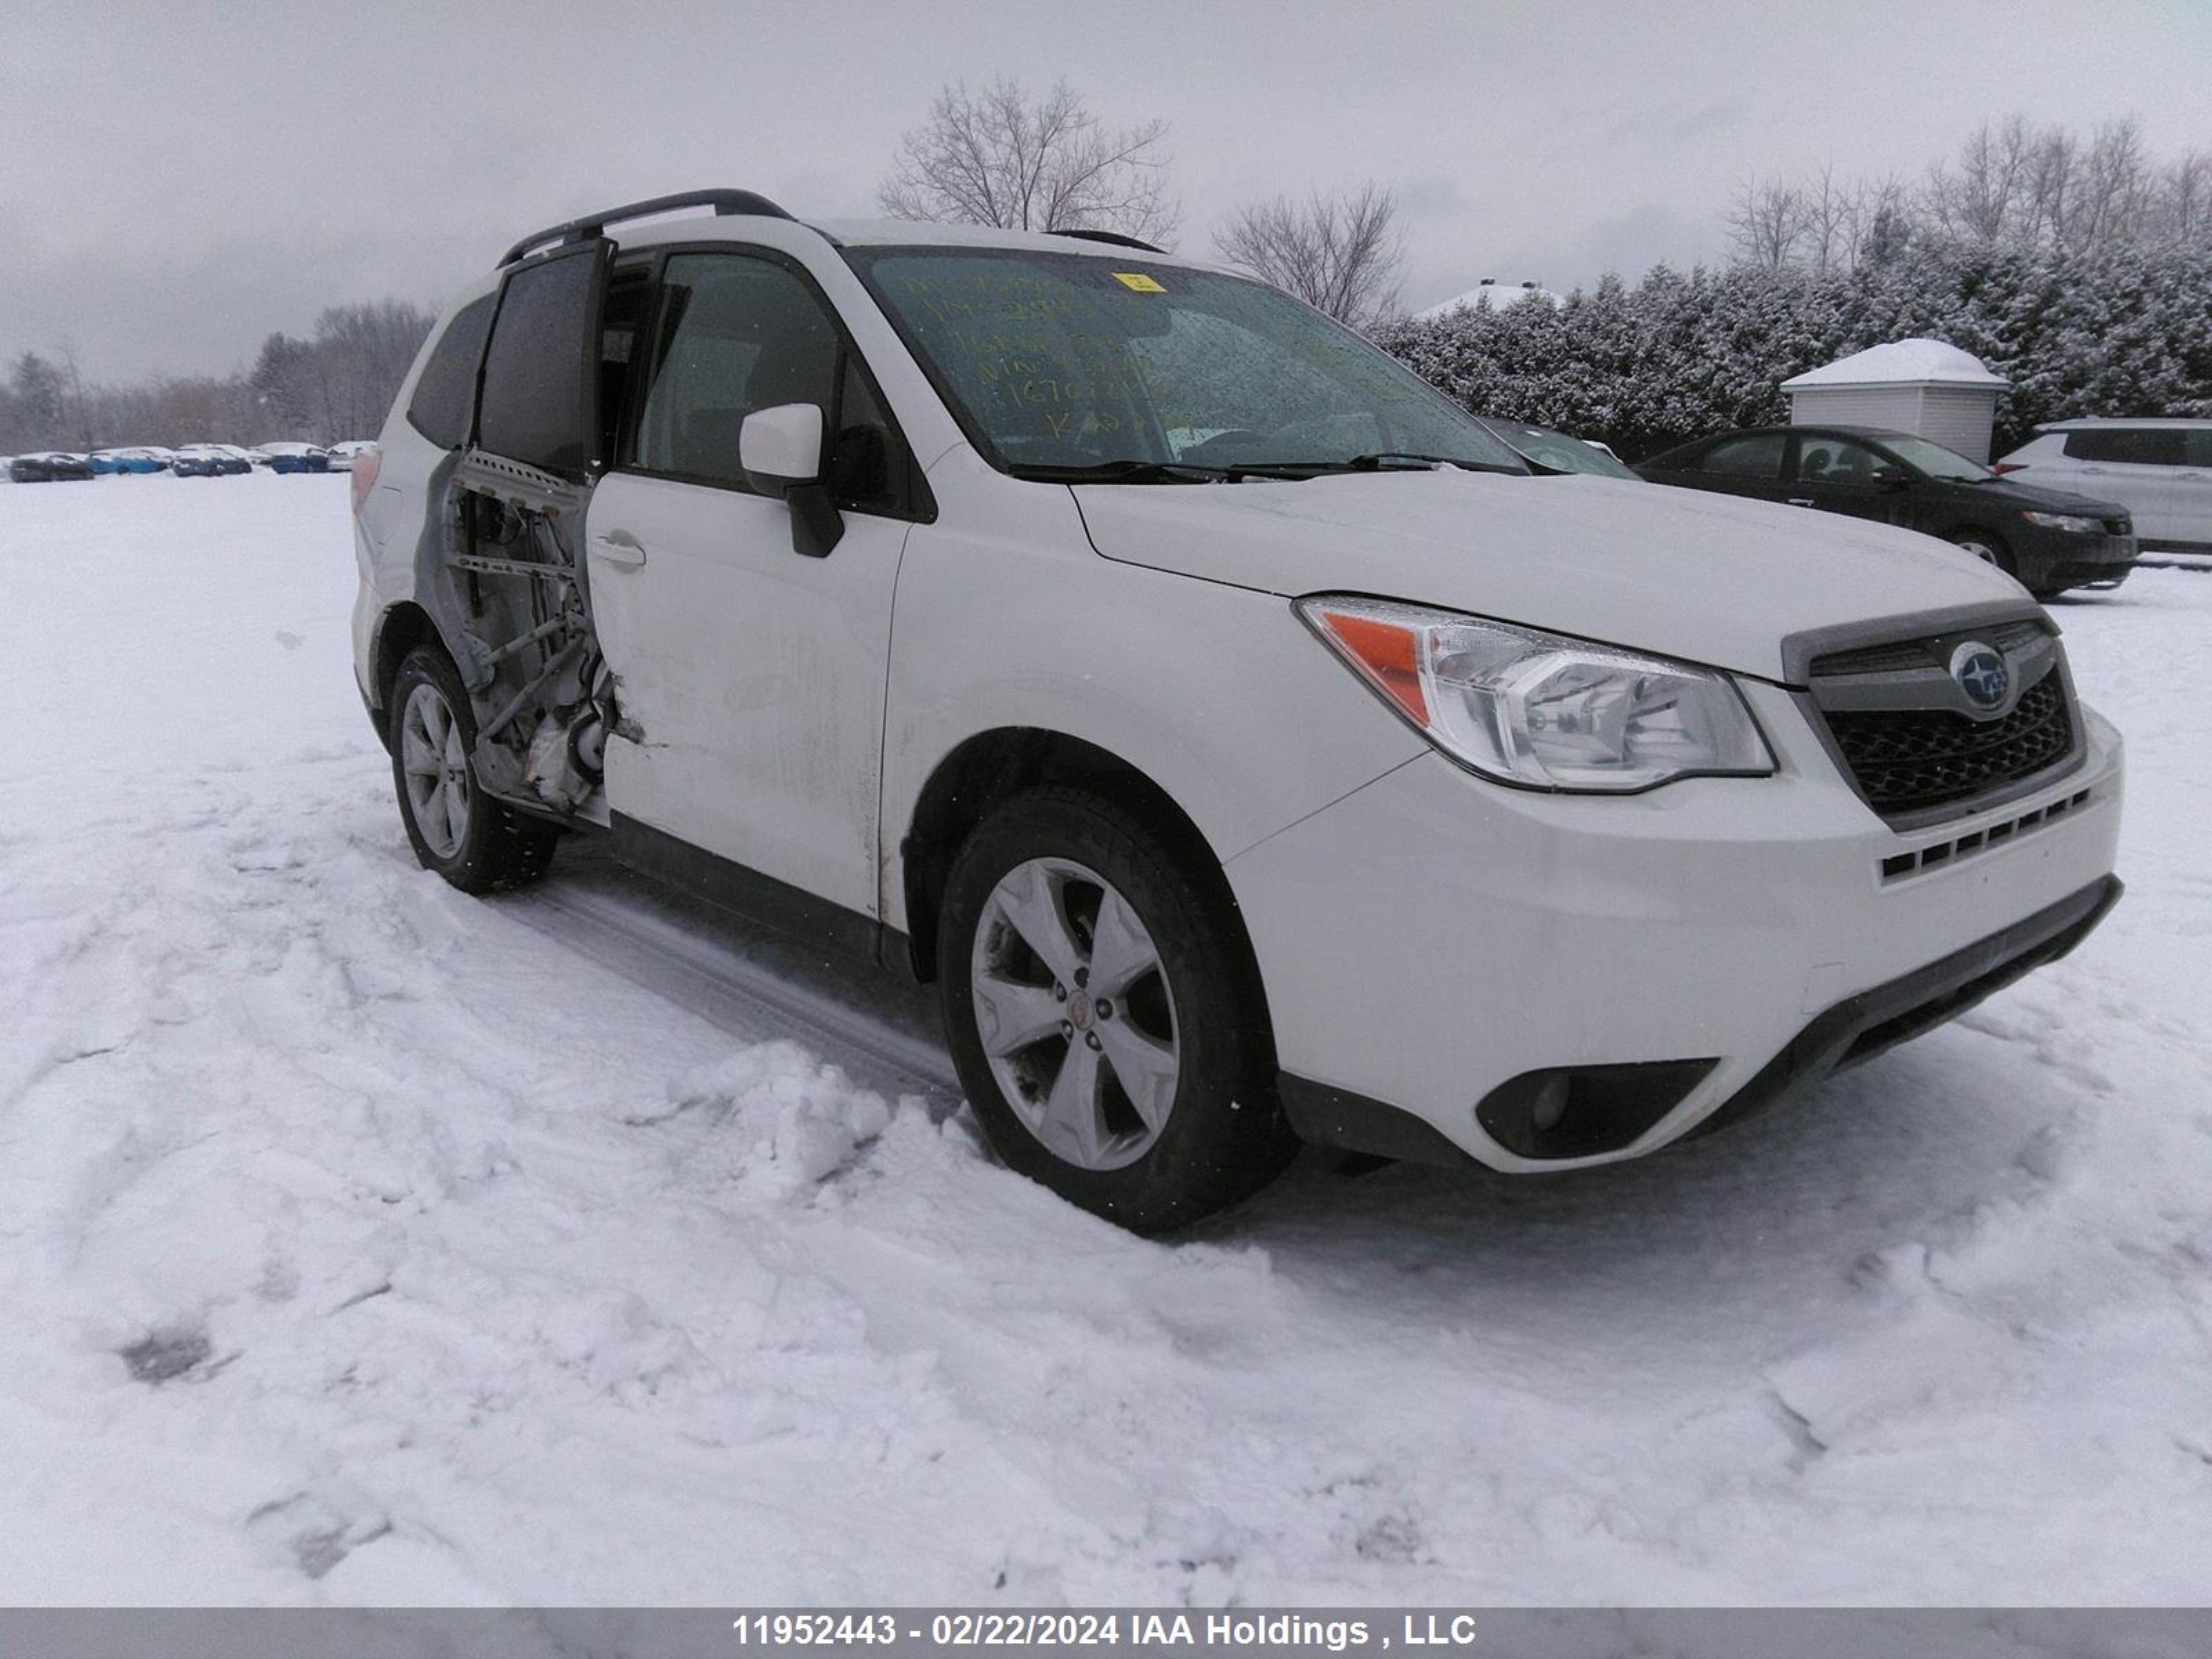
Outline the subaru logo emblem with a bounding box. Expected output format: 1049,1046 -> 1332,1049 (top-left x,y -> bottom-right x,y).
1949,640 -> 2010,712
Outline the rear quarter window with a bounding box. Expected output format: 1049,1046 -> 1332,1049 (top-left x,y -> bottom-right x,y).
405,294 -> 496,451
1701,433 -> 1785,479
2062,428 -> 2186,466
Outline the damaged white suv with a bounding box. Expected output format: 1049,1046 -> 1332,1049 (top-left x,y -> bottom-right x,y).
350,190 -> 2124,1230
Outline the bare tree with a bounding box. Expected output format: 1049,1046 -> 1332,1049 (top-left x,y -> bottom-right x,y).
1725,178 -> 1810,268
2150,149 -> 2212,247
1799,163 -> 1854,274
1927,114 -> 2037,243
2063,118 -> 2152,250
1213,182 -> 1405,329
878,77 -> 1179,245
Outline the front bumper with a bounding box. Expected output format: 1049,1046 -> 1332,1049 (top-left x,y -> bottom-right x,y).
1226,683 -> 2125,1172
2029,532 -> 2137,591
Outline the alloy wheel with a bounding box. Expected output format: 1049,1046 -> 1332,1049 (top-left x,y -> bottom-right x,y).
400,681 -> 472,861
969,856 -> 1181,1171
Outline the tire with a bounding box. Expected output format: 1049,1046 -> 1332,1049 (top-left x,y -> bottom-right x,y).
937,786 -> 1297,1232
388,646 -> 559,894
1949,529 -> 2015,577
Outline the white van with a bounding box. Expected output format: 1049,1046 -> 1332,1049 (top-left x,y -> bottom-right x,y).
348,191 -> 2124,1230
1997,419 -> 2212,565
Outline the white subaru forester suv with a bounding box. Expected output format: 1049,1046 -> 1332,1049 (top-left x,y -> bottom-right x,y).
349,191 -> 2124,1231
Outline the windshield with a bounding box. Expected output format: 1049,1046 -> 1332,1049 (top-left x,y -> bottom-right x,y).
1880,434 -> 1991,482
845,246 -> 1524,479
1482,420 -> 1640,480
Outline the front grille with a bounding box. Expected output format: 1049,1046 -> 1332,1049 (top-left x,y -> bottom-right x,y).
1824,673 -> 2074,818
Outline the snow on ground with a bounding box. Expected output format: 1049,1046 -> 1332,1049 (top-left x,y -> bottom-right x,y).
1,474 -> 2209,1607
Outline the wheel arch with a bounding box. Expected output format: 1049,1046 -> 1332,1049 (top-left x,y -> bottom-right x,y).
1947,523 -> 2012,556
367,601 -> 444,749
897,728 -> 1246,990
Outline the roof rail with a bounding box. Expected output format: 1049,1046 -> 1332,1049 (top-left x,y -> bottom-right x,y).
500,189 -> 796,267
1047,227 -> 1167,255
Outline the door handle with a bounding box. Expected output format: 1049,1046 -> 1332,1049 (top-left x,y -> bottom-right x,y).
1788,497 -> 1815,507
2081,465 -> 2108,474
592,529 -> 647,568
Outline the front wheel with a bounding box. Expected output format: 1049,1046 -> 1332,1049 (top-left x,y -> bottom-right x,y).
937,787 -> 1297,1232
1949,530 -> 2016,577
388,647 -> 559,893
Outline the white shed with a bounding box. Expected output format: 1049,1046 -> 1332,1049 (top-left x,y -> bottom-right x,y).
1781,339 -> 2009,461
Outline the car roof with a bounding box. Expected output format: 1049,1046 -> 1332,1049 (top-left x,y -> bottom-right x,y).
1678,424 -> 1925,448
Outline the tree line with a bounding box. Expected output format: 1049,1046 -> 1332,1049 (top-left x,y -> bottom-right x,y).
1,301 -> 434,456
1373,241 -> 2212,462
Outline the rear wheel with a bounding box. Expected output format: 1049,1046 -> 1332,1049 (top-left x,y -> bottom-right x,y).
937,787 -> 1297,1232
388,647 -> 559,893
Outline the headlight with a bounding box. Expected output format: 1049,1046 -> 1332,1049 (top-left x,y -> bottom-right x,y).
2021,510 -> 2099,534
1299,596 -> 1774,792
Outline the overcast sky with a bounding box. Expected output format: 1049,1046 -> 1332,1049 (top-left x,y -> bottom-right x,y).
3,0 -> 2208,384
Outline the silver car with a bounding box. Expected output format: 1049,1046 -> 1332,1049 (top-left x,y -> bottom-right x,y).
1997,419 -> 2212,566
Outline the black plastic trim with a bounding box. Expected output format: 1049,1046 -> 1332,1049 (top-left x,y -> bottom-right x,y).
1277,1075 -> 1472,1169
610,811 -> 897,968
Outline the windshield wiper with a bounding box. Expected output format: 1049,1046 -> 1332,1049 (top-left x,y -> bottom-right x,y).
1006,460 -> 1238,485
1263,451 -> 1529,477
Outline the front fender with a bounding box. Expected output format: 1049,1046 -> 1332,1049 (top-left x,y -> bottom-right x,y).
878,491 -> 1425,932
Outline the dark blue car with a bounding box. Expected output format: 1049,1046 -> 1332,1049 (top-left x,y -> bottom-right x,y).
259,442 -> 331,474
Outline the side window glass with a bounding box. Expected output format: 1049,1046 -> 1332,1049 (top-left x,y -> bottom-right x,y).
1797,437 -> 1888,482
406,294 -> 495,450
1702,433 -> 1785,479
478,245 -> 607,476
2186,431 -> 2212,468
631,254 -> 839,490
2064,428 -> 2185,466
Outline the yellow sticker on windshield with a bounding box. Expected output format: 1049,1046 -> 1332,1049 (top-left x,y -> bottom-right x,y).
1113,271 -> 1166,292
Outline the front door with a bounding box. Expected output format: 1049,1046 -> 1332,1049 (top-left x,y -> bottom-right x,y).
1790,433 -> 1912,526
584,249 -> 919,919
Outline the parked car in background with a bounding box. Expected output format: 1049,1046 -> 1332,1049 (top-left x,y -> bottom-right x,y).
1638,424 -> 2137,599
1473,417 -> 1643,480
82,451 -> 123,475
174,444 -> 252,476
1995,419 -> 2212,568
8,451 -> 97,482
324,440 -> 376,471
259,442 -> 332,474
167,449 -> 224,478
95,447 -> 173,475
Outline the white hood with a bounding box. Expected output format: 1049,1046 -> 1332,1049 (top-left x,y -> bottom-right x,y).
1071,471 -> 2027,682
